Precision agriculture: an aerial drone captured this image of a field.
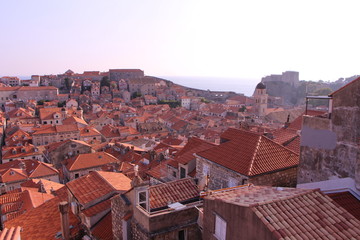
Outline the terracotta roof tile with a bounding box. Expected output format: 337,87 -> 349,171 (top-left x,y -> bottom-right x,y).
66,171 -> 131,206
197,128 -> 299,176
91,212 -> 113,240
149,178 -> 199,209
175,137 -> 215,165
64,152 -> 119,171
5,186 -> 81,239
82,198 -> 111,217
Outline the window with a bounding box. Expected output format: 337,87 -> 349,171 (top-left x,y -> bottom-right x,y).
180,167 -> 186,179
74,173 -> 79,179
214,214 -> 226,240
172,171 -> 177,178
138,191 -> 147,210
242,179 -> 248,185
178,229 -> 186,240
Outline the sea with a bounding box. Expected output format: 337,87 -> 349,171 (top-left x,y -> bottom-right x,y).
161,76 -> 258,97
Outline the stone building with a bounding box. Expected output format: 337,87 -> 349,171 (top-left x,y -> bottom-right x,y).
0,76 -> 20,86
109,69 -> 144,81
1,144 -> 45,164
111,178 -> 202,240
0,86 -> 58,106
128,78 -> 157,96
45,139 -> 94,168
261,71 -> 299,86
195,128 -> 299,190
32,125 -> 80,146
297,77 -> 360,190
0,159 -> 59,193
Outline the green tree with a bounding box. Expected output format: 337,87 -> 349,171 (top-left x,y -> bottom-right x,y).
57,101 -> 66,107
101,76 -> 110,87
238,105 -> 246,112
131,92 -> 142,99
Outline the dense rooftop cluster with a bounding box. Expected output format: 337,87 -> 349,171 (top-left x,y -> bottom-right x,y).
0,70 -> 358,239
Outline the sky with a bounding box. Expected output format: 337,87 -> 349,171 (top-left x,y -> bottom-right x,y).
0,0 -> 359,85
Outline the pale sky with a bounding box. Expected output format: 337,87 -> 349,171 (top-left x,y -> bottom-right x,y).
0,0 -> 359,82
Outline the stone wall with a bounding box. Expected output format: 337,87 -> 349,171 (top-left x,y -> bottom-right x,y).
197,156 -> 298,190
202,199 -> 275,240
48,141 -> 93,168
250,167 -> 297,187
112,194 -> 132,240
196,156 -> 247,190
298,78 -> 360,190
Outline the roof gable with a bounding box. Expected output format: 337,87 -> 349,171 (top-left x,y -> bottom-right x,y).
197,128 -> 299,176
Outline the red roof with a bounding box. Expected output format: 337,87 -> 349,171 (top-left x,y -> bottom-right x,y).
174,137 -> 215,165
66,171 -> 131,206
5,187 -> 81,239
64,152 -> 119,171
149,178 -> 199,209
91,212 -> 113,240
197,128 -> 299,176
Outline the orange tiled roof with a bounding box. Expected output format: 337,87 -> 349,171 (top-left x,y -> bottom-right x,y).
0,189 -> 54,223
91,212 -> 113,240
149,178 -> 199,209
2,145 -> 42,160
5,186 -> 81,239
82,198 -> 111,217
66,171 -> 131,206
197,128 -> 299,177
174,137 -> 215,165
64,152 -> 119,171
63,116 -> 88,126
0,160 -> 58,183
39,107 -> 62,120
206,185 -> 360,239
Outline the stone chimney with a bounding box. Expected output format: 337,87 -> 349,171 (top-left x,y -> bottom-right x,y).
58,201 -> 70,240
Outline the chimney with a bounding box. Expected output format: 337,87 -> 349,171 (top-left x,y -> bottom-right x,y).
284,114 -> 290,128
59,201 -> 70,240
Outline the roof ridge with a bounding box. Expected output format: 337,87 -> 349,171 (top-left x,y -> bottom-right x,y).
248,135 -> 262,175
94,171 -> 117,191
28,162 -> 41,178
261,134 -> 299,156
36,161 -> 58,174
